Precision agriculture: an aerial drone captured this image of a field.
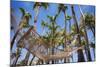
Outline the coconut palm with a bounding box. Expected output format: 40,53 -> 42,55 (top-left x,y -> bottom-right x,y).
71,5 -> 85,62
29,55 -> 35,65
12,48 -> 22,66
47,15 -> 57,64
66,15 -> 72,33
40,15 -> 64,63
11,8 -> 32,50
22,52 -> 30,65
41,20 -> 48,35
57,4 -> 68,63
84,13 -> 95,37
90,42 -> 95,60
57,4 -> 68,16
79,5 -> 92,61
33,2 -> 49,32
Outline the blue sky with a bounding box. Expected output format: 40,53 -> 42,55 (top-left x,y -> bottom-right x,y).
11,1 -> 95,42
11,1 -> 95,63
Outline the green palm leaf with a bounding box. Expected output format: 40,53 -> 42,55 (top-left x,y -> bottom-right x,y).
19,8 -> 25,19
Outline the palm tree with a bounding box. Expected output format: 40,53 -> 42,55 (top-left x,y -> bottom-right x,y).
84,13 -> 95,37
57,4 -> 68,63
41,20 -> 48,35
15,26 -> 35,66
43,15 -> 63,64
33,2 -> 49,32
79,5 -> 92,61
11,8 -> 32,50
12,48 -> 22,66
71,5 -> 85,62
29,55 -> 35,65
66,15 -> 72,33
47,15 -> 56,64
90,42 -> 95,60
22,52 -> 30,65
11,8 -> 32,66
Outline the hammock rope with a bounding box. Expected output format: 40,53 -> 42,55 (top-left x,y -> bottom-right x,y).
17,26 -> 84,62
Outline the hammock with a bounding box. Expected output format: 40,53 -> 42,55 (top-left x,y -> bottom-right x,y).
17,27 -> 84,62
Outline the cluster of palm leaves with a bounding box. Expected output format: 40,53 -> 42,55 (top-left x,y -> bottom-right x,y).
11,2 -> 95,66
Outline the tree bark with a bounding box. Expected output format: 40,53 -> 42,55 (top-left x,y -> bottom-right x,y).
23,52 -> 30,65
51,48 -> 55,64
71,5 -> 85,62
11,29 -> 21,50
64,10 -> 67,63
79,5 -> 92,61
29,56 -> 35,65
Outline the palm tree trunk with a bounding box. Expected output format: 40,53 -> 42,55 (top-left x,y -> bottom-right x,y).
29,55 -> 35,65
90,26 -> 95,37
51,21 -> 55,64
13,48 -> 21,65
33,6 -> 40,32
51,47 -> 55,64
36,59 -> 44,65
13,55 -> 20,66
64,11 -> 67,63
11,28 -> 21,50
92,47 -> 95,61
23,52 -> 30,65
79,5 -> 92,61
69,20 -> 71,33
71,5 -> 85,62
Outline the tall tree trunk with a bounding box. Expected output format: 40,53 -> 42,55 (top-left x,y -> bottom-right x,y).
11,28 -> 21,50
13,55 -> 20,66
29,56 -> 35,65
71,5 -> 85,62
79,5 -> 92,61
90,26 -> 95,37
51,47 -> 55,64
69,20 -> 71,33
51,21 -> 55,64
13,48 -> 21,66
92,47 -> 95,61
33,6 -> 40,32
23,52 -> 30,65
63,11 -> 67,63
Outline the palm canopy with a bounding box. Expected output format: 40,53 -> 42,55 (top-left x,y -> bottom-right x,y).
47,15 -> 56,22
66,15 -> 72,20
19,8 -> 25,19
84,13 -> 95,29
41,20 -> 48,28
33,2 -> 49,10
19,8 -> 32,28
58,4 -> 68,13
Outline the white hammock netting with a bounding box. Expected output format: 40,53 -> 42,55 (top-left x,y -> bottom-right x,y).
17,27 -> 84,62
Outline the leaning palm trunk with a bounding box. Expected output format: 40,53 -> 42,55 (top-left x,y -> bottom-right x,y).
23,52 -> 30,65
92,47 -> 95,60
13,55 -> 20,66
90,25 -> 95,37
12,48 -> 21,66
71,5 -> 85,62
79,5 -> 92,61
29,56 -> 35,65
11,28 -> 21,50
33,6 -> 40,32
68,20 -> 71,34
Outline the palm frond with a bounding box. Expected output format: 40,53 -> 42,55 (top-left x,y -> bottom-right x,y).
19,8 -> 25,19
